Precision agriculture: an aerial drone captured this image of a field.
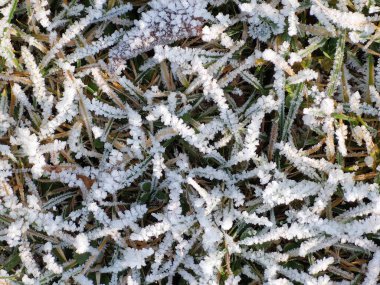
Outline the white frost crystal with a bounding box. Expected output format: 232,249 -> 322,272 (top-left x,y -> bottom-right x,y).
74,233 -> 90,254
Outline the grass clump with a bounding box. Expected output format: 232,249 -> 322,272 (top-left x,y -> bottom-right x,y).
0,0 -> 380,284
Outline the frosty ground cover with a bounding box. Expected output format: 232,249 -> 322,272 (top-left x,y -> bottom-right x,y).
0,0 -> 380,284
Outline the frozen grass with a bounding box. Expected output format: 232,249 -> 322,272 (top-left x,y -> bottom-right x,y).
0,0 -> 380,284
